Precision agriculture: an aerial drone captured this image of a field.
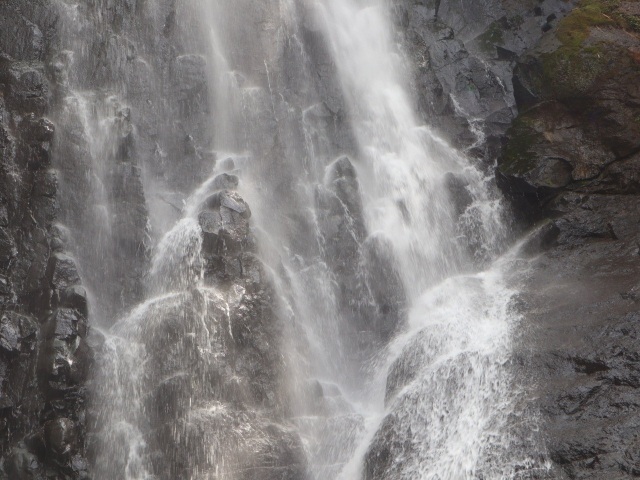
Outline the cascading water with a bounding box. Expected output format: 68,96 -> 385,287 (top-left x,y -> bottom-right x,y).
49,0 -> 548,478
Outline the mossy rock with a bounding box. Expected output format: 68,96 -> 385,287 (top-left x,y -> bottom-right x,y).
500,115 -> 540,176
520,0 -> 640,100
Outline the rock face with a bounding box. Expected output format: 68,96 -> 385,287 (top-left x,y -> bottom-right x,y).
392,0 -> 578,155
497,2 -> 640,478
0,1 -> 93,477
1,0 -> 638,478
88,182 -> 308,479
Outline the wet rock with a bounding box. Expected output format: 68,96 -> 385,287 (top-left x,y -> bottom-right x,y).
499,102 -> 619,213
363,412 -> 412,480
46,253 -> 81,291
3,446 -> 45,479
23,115 -> 55,143
0,204 -> 8,227
173,54 -> 208,116
0,8 -> 45,61
0,227 -> 17,268
44,417 -> 76,456
57,285 -> 89,317
210,172 -> 239,191
199,191 -> 252,262
396,0 -> 577,154
204,190 -> 251,218
50,308 -> 85,341
32,169 -> 58,197
445,172 -> 473,217
385,330 -> 429,403
361,236 -> 406,343
518,220 -> 561,256
0,312 -> 37,355
152,406 -> 307,480
500,1 -> 640,222
516,191 -> 640,479
326,156 -> 365,231
50,224 -> 71,253
3,62 -> 50,114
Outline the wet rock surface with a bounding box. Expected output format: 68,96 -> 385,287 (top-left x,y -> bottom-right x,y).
498,2 -> 640,478
518,210 -> 640,479
93,186 -> 309,479
1,0 -> 638,478
0,0 -> 92,477
393,0 -> 578,155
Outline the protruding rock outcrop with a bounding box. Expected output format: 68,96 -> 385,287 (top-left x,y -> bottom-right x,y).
393,0 -> 578,155
498,1 -> 640,222
90,180 -> 308,479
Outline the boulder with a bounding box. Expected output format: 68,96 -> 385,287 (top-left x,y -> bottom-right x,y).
57,285 -> 89,317
3,62 -> 50,114
46,253 -> 81,291
44,417 -> 76,456
199,191 -> 252,259
0,311 -> 37,355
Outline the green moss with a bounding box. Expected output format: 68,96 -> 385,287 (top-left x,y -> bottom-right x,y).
508,15 -> 525,29
555,1 -> 616,50
478,21 -> 505,52
500,116 -> 539,176
541,44 -> 608,97
536,0 -> 640,98
618,12 -> 640,33
554,0 -> 640,49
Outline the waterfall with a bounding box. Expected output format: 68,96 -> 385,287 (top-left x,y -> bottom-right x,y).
49,0 -> 546,478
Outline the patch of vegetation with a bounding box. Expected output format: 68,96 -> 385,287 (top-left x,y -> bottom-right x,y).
618,11 -> 640,33
541,43 -> 608,97
537,0 -> 640,98
555,0 -> 640,50
555,0 -> 617,50
508,15 -> 525,29
500,116 -> 540,176
478,21 -> 505,52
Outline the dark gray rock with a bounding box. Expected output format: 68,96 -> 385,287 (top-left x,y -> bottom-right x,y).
44,417 -> 76,456
0,312 -> 37,355
0,227 -> 17,268
500,6 -> 640,477
199,191 -> 253,272
57,285 -> 88,317
50,308 -> 86,340
0,8 -> 45,62
395,0 -> 577,156
363,412 -> 412,480
3,62 -> 50,114
46,253 -> 81,291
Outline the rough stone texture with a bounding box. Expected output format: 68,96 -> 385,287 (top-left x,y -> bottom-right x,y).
315,156 -> 406,351
0,1 -> 93,477
498,5 -> 640,220
518,194 -> 640,479
1,0 -> 638,478
498,1 -> 640,478
392,0 -> 578,157
138,188 -> 308,480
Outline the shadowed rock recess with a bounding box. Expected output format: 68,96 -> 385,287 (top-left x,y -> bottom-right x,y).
0,0 -> 638,479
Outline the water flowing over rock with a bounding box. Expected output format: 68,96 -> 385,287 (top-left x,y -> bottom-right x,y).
1,0 -> 638,479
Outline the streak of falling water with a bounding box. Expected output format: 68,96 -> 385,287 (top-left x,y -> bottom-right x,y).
65,0 -> 545,477
316,1 -> 538,479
